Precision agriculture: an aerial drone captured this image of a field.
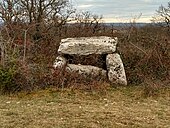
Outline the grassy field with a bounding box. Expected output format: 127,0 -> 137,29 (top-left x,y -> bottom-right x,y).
0,85 -> 170,128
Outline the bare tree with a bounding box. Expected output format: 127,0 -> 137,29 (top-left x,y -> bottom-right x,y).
0,0 -> 75,41
0,0 -> 75,25
152,2 -> 170,32
18,0 -> 73,24
74,11 -> 103,34
0,0 -> 21,24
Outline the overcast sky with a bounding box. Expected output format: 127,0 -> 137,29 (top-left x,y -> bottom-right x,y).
71,0 -> 169,23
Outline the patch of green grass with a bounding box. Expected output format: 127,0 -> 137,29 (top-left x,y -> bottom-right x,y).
0,86 -> 170,128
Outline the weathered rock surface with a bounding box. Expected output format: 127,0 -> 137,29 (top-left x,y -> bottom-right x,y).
58,36 -> 118,55
66,64 -> 107,79
106,53 -> 127,85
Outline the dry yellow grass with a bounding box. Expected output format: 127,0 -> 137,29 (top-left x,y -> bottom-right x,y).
0,86 -> 170,128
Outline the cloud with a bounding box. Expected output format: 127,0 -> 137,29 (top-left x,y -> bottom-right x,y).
73,0 -> 169,22
77,4 -> 93,9
143,0 -> 152,3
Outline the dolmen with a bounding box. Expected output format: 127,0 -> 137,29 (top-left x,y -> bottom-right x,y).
53,36 -> 127,85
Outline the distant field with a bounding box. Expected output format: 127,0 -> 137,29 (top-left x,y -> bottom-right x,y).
0,86 -> 170,128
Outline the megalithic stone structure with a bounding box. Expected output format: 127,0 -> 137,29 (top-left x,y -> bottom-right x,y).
53,36 -> 127,85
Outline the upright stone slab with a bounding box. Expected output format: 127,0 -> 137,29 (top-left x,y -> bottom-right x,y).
106,53 -> 127,85
58,36 -> 118,55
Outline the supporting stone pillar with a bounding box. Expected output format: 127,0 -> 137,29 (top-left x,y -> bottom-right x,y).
106,53 -> 127,85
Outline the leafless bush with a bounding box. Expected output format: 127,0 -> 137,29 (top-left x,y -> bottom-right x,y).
118,24 -> 170,84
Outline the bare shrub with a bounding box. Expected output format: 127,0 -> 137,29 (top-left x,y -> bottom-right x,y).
118,24 -> 170,85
